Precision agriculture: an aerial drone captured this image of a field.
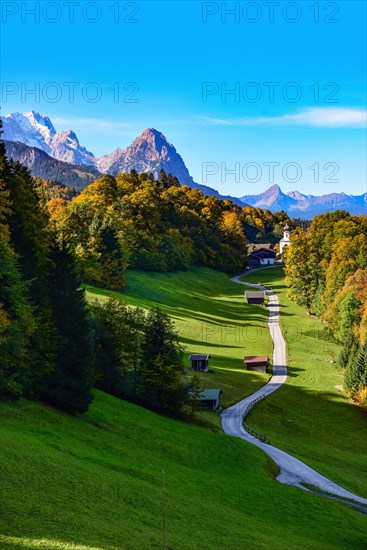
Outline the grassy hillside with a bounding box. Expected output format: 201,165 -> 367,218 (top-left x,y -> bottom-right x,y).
1,391 -> 366,550
241,267 -> 367,499
85,267 -> 273,410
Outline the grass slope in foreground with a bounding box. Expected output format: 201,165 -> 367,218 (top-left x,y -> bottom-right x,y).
1,391 -> 366,550
86,267 -> 272,409
241,266 -> 367,499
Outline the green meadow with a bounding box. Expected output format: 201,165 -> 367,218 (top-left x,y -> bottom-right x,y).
1,392 -> 366,550
241,267 -> 367,499
1,266 -> 367,549
86,267 -> 272,410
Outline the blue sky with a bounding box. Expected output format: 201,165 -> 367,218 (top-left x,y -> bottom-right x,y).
1,0 -> 366,196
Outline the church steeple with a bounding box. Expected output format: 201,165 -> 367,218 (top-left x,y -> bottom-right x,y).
280,223 -> 291,254
283,224 -> 290,240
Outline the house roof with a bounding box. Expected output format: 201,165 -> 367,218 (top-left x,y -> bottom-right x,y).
243,356 -> 269,364
200,389 -> 222,401
188,354 -> 211,361
247,243 -> 273,251
245,291 -> 265,299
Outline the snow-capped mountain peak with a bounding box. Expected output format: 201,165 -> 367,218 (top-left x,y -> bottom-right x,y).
2,111 -> 54,153
23,110 -> 56,144
2,111 -> 94,165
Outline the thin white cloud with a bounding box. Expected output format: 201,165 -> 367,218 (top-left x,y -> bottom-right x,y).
199,116 -> 233,126
51,116 -> 196,130
51,108 -> 366,135
52,117 -> 135,130
199,107 -> 367,128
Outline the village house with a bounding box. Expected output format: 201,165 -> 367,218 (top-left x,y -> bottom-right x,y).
247,243 -> 276,268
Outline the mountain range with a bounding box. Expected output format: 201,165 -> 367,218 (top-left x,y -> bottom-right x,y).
241,184 -> 366,218
2,110 -> 366,218
2,111 -> 243,206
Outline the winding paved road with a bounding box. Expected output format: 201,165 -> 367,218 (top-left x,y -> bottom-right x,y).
221,272 -> 367,507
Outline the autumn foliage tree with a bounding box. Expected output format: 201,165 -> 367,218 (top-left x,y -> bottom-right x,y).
48,170 -> 289,279
284,210 -> 367,406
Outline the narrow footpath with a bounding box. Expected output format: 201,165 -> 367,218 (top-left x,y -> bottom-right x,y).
221,272 -> 367,507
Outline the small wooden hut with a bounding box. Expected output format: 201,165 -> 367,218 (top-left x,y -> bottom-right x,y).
243,356 -> 269,373
245,291 -> 265,305
188,354 -> 211,372
198,389 -> 222,411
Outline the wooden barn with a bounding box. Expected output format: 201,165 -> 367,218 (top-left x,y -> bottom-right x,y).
244,356 -> 269,373
188,354 -> 211,372
198,389 -> 222,411
245,291 -> 265,305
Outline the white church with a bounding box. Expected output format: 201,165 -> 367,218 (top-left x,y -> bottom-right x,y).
279,224 -> 291,255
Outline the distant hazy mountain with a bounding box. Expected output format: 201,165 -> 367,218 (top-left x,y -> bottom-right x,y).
5,141 -> 102,189
241,184 -> 297,212
240,184 -> 366,218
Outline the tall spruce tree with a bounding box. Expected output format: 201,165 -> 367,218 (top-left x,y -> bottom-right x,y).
5,160 -> 57,395
0,122 -> 34,398
45,242 -> 94,413
97,225 -> 127,290
339,331 -> 357,369
345,342 -> 367,397
138,308 -> 184,414
92,298 -> 145,398
7,162 -> 51,286
0,233 -> 34,398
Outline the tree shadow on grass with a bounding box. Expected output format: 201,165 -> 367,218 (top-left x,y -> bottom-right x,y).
281,366 -> 303,378
167,306 -> 269,328
180,336 -> 239,349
